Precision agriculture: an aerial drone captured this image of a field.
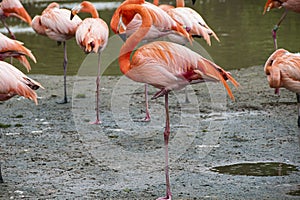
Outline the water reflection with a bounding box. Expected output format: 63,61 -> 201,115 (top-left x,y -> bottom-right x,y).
3,0 -> 300,75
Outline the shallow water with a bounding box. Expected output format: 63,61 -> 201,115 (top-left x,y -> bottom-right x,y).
210,162 -> 299,176
3,0 -> 300,75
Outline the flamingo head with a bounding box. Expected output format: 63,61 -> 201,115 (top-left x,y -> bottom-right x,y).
263,0 -> 283,14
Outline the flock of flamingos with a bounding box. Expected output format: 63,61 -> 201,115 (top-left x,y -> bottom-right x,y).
0,0 -> 299,198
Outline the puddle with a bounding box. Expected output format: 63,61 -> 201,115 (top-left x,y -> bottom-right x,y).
210,162 -> 299,176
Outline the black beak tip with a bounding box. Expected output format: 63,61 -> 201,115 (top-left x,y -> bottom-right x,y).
70,13 -> 74,20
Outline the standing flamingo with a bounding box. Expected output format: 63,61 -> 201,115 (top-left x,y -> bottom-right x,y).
71,1 -> 109,124
0,0 -> 32,39
263,0 -> 300,49
264,48 -> 300,126
111,0 -> 191,122
0,60 -> 43,183
32,2 -> 82,103
0,32 -> 36,71
117,4 -> 239,199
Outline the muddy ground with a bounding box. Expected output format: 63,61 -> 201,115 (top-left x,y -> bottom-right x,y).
0,65 -> 299,199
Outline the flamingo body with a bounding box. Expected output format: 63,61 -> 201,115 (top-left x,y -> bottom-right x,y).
0,32 -> 36,71
0,0 -> 32,24
264,48 -> 300,93
0,61 -> 43,104
111,0 -> 190,42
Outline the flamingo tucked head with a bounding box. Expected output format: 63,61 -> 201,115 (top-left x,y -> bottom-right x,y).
264,48 -> 288,92
263,0 -> 283,14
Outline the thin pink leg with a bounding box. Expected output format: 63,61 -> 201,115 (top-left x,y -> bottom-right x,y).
157,93 -> 172,200
90,52 -> 102,124
142,84 -> 151,122
57,41 -> 69,104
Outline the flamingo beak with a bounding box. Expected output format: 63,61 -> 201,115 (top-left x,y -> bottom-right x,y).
117,15 -> 127,41
70,5 -> 81,20
263,0 -> 273,15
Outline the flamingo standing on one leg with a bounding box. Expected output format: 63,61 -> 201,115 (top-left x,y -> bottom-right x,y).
263,0 -> 300,50
32,2 -> 82,104
117,4 -> 239,199
0,60 -> 43,183
71,1 -> 109,124
111,0 -> 191,122
0,32 -> 36,71
264,48 -> 300,126
0,0 -> 32,39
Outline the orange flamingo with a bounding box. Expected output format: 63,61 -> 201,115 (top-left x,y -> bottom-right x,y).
0,60 -> 43,183
0,32 -> 36,72
117,4 -> 239,199
31,2 -> 82,103
263,0 -> 300,49
111,0 -> 191,122
71,1 -> 109,124
264,48 -> 300,126
0,0 -> 32,39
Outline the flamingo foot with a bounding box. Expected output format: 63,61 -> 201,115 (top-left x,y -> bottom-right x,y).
156,195 -> 171,200
90,119 -> 102,125
56,98 -> 69,104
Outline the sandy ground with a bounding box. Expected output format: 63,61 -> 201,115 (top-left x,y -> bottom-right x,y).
0,65 -> 299,199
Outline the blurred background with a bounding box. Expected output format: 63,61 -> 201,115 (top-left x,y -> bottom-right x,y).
4,0 -> 300,75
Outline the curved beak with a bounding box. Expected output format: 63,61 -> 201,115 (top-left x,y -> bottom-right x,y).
70,5 -> 81,20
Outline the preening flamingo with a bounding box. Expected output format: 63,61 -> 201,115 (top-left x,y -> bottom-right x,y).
0,32 -> 36,72
0,0 -> 32,39
264,48 -> 300,126
111,0 -> 192,122
32,2 -> 82,103
71,1 -> 109,124
117,4 -> 239,199
263,0 -> 300,49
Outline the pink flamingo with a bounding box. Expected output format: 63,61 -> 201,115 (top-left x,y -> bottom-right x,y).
31,2 -> 82,103
0,32 -> 36,71
0,0 -> 32,39
263,0 -> 300,49
71,1 -> 109,124
0,60 -> 43,183
111,0 -> 191,122
117,4 -> 239,199
264,48 -> 300,126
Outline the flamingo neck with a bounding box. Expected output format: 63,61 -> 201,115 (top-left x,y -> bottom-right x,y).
119,5 -> 152,75
81,2 -> 99,18
153,0 -> 159,6
176,0 -> 185,7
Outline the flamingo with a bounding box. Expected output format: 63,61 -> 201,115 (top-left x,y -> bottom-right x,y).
31,2 -> 82,103
263,0 -> 300,49
264,48 -> 300,126
111,0 -> 192,122
71,1 -> 109,124
117,4 -> 239,199
0,0 -> 32,39
0,32 -> 36,72
0,60 -> 43,183
165,0 -> 220,46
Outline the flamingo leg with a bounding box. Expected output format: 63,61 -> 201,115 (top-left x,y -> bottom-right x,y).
57,41 -> 69,104
157,93 -> 172,200
184,87 -> 190,104
272,9 -> 288,50
1,19 -> 16,40
142,84 -> 151,122
0,164 -> 3,183
90,52 -> 102,124
297,93 -> 300,127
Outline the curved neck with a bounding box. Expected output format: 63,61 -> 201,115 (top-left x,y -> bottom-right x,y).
81,2 -> 99,18
176,0 -> 185,7
119,5 -> 152,75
